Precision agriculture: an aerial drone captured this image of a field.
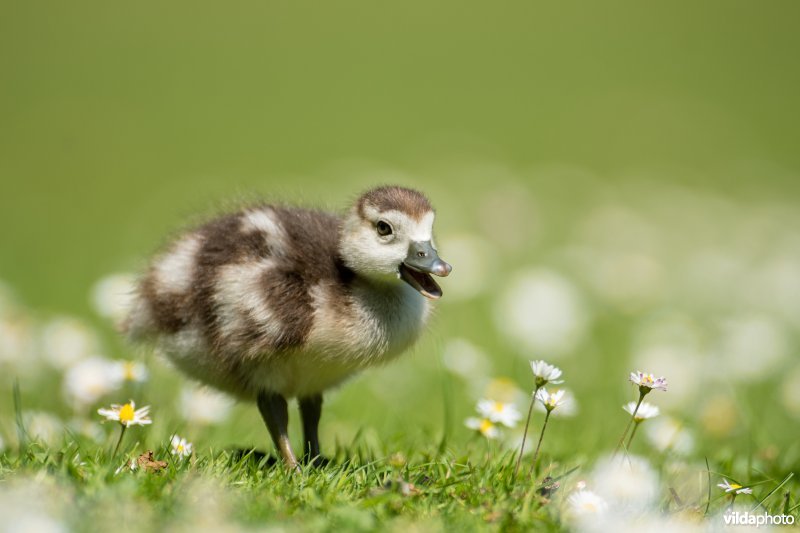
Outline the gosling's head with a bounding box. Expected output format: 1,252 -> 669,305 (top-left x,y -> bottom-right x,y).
339,186 -> 452,299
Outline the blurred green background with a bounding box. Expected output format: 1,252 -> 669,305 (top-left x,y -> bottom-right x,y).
1,0 -> 799,466
3,0 -> 800,309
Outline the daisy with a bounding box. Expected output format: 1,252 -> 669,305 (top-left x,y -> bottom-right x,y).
718,479 -> 752,495
616,372 -> 667,455
530,360 -> 564,388
515,360 -> 565,478
98,400 -> 152,457
98,401 -> 152,427
476,399 -> 522,428
629,371 -> 668,393
41,317 -> 99,369
179,386 -> 233,425
170,435 -> 193,460
567,489 -> 608,516
623,401 -> 659,421
535,388 -> 578,417
465,417 -> 500,439
621,401 -> 660,450
90,272 -> 136,327
495,269 -> 588,356
590,454 -> 660,510
110,360 -> 148,383
63,356 -> 120,408
535,388 -> 566,412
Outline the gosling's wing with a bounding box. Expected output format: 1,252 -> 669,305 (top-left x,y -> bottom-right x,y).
126,206 -> 346,357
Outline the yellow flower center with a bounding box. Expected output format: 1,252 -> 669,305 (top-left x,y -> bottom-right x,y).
582,502 -> 597,512
479,419 -> 494,434
123,362 -> 136,381
493,402 -> 504,413
730,483 -> 742,490
176,443 -> 185,453
642,374 -> 654,384
119,403 -> 135,423
546,390 -> 561,407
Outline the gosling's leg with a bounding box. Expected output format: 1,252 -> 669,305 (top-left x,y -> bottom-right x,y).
256,391 -> 299,470
299,394 -> 325,466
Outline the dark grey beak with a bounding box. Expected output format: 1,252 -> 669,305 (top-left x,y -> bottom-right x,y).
398,241 -> 452,299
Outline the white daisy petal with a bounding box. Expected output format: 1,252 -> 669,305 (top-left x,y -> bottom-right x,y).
529,360 -> 564,387
170,435 -> 193,460
476,399 -> 522,428
464,416 -> 501,439
535,388 -> 567,412
567,489 -> 608,516
623,401 -> 660,421
629,370 -> 668,392
97,400 -> 152,427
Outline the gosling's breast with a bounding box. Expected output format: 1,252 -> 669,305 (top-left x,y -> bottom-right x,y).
306,278 -> 431,365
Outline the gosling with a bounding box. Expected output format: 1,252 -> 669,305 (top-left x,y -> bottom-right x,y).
126,186 -> 451,468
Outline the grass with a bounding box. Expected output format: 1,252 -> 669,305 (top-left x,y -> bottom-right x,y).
4,438 -> 564,531
2,402 -> 798,532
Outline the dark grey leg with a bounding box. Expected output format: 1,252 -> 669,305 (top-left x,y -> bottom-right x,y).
256,391 -> 299,470
299,394 -> 323,463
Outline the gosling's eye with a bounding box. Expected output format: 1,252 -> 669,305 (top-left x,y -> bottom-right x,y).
376,220 -> 393,237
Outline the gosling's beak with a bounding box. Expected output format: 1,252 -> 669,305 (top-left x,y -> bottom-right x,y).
398,241 -> 452,299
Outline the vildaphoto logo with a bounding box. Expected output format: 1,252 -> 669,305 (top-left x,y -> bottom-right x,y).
723,510 -> 795,527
